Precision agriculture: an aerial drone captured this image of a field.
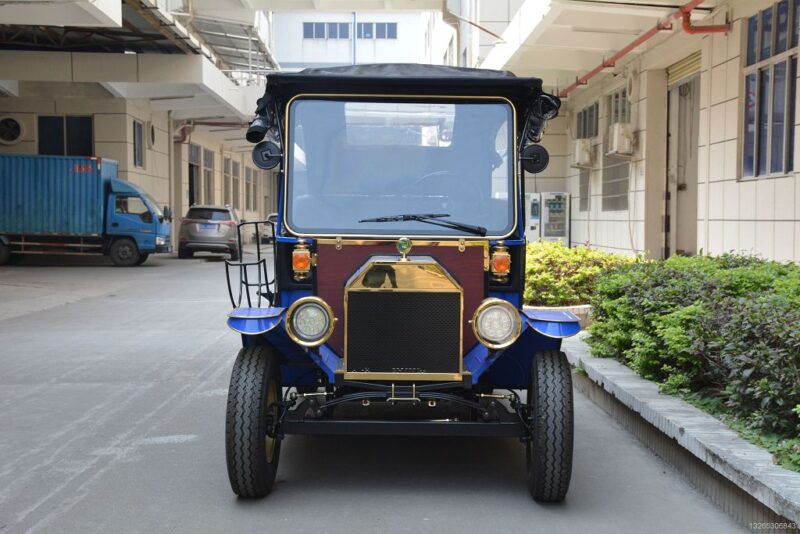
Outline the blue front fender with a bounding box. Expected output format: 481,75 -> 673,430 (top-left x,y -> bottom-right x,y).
227,307 -> 285,335
465,308 -> 581,387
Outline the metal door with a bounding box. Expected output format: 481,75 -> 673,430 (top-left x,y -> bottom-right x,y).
666,75 -> 700,257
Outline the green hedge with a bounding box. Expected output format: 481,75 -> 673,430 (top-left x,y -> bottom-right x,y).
523,241 -> 636,306
588,254 -> 800,471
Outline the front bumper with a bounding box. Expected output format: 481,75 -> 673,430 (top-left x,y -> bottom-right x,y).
182,241 -> 237,253
156,244 -> 172,253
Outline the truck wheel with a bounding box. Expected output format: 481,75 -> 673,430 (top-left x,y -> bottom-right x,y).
109,238 -> 140,267
226,345 -> 282,498
135,253 -> 150,266
0,242 -> 9,265
178,247 -> 193,259
526,350 -> 574,503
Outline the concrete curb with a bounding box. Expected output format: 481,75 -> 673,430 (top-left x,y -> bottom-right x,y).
562,333 -> 800,524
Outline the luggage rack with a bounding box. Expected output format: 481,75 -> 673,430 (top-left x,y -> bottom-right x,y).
225,219 -> 276,308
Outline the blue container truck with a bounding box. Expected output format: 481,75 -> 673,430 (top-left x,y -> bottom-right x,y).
0,154 -> 172,266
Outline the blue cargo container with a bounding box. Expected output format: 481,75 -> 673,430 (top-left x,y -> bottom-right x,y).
0,154 -> 172,266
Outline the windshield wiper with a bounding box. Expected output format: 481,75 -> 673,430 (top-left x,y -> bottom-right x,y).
358,213 -> 487,237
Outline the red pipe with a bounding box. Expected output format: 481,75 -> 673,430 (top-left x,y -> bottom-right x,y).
681,11 -> 729,34
559,0 -> 728,98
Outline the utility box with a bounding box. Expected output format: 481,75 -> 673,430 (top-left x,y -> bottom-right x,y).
540,192 -> 570,244
524,192 -> 541,242
524,192 -> 570,245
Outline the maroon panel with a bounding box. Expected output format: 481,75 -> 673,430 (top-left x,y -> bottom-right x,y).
316,244 -> 484,357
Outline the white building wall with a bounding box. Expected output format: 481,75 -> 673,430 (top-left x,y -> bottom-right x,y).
556,0 -> 800,262
272,11 -> 431,70
0,82 -> 171,206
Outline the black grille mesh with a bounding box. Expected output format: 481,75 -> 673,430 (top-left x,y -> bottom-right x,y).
346,291 -> 460,374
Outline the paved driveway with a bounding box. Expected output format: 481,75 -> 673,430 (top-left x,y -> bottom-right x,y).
0,253 -> 744,533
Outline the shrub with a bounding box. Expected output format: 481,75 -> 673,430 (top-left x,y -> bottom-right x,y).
523,241 -> 635,306
588,253 -> 800,462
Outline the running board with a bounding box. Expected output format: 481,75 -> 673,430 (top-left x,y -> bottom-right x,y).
281,418 -> 525,437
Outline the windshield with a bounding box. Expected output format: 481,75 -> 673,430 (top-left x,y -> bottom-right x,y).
285,98 -> 515,237
142,193 -> 163,218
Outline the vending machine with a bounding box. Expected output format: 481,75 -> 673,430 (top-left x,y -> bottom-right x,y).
540,192 -> 570,244
524,193 -> 540,242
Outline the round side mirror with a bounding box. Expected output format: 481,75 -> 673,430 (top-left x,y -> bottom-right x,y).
521,144 -> 550,174
252,140 -> 282,170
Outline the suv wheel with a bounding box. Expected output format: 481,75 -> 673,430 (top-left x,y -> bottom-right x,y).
178,247 -> 193,259
526,350 -> 574,503
109,238 -> 140,267
226,345 -> 282,498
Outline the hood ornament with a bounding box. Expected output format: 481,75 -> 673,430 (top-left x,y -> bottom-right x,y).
396,237 -> 412,260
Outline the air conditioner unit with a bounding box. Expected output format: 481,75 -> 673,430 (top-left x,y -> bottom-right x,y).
571,138 -> 593,168
606,122 -> 634,158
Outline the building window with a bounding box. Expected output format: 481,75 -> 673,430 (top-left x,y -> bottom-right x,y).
223,157 -> 232,205
357,22 -> 374,39
188,144 -> 201,206
743,1 -> 798,178
601,139 -> 629,211
375,22 -> 397,39
232,160 -> 241,209
325,22 -> 350,39
37,116 -> 93,156
579,169 -> 590,212
303,22 -> 327,39
133,120 -> 144,168
245,167 -> 252,211
576,103 -> 598,139
607,89 -> 630,125
203,149 -> 214,205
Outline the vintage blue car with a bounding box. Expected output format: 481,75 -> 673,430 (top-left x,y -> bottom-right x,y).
224,64 -> 579,503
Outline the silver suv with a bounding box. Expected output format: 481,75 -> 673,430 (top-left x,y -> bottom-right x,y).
178,205 -> 240,260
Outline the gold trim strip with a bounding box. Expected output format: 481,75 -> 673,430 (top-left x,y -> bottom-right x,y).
316,238 -> 488,247
343,372 -> 463,382
281,93 -> 519,240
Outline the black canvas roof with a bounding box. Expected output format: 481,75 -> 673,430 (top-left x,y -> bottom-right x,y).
258,64 -> 543,112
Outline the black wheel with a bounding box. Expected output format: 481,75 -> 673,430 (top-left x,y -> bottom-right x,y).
109,238 -> 140,267
226,345 -> 282,498
526,350 -> 574,503
178,247 -> 193,259
135,253 -> 150,266
0,242 -> 9,265
229,249 -> 240,261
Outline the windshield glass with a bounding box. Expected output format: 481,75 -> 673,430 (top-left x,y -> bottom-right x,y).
142,193 -> 163,218
286,98 -> 515,237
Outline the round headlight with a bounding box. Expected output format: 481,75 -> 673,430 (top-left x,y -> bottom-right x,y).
286,297 -> 335,347
471,298 -> 522,349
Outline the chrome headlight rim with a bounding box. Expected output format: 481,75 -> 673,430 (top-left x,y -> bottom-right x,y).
285,296 -> 336,347
471,298 -> 522,350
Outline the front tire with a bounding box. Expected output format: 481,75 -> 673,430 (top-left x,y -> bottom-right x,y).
109,238 -> 140,267
0,242 -> 10,265
225,345 -> 282,498
178,247 -> 193,259
526,350 -> 574,503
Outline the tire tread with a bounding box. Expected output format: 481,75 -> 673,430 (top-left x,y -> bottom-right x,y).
528,349 -> 574,503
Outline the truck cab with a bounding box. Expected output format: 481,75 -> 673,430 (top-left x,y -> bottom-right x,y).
222,64 -> 577,503
106,179 -> 172,265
